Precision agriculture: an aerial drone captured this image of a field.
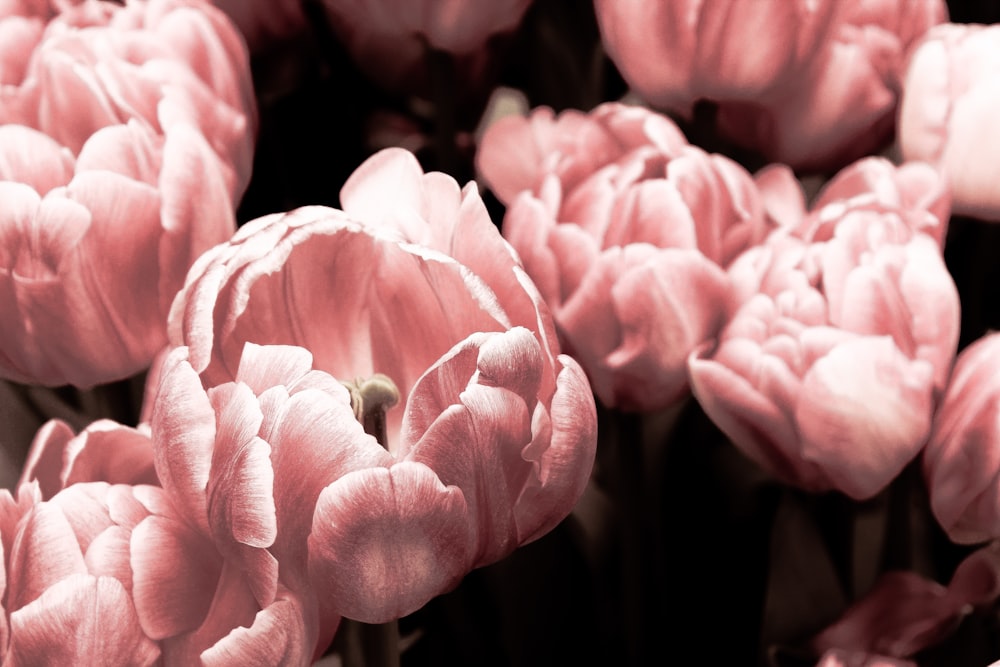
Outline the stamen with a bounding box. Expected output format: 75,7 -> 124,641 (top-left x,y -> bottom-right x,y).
342,374 -> 400,449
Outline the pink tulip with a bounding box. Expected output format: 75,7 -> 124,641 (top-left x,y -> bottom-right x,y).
0,120 -> 235,387
900,23 -> 1000,221
755,157 -> 951,246
0,0 -> 255,388
165,148 -> 597,625
20,418 -> 158,499
6,0 -> 257,198
924,333 -> 1000,544
0,482 -> 196,665
594,0 -> 946,171
5,468 -> 313,665
318,0 -> 532,91
477,102 -> 770,410
689,192 -> 959,499
811,542 -> 1000,659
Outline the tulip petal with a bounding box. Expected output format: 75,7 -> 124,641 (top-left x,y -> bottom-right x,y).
207,382 -> 274,549
130,515 -> 222,639
200,594 -> 311,667
152,347 -> 215,533
310,461 -> 472,623
797,337 -> 934,500
7,574 -> 159,667
514,356 -> 597,543
6,503 -> 86,612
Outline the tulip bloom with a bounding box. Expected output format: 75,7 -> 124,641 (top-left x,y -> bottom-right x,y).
923,333 -> 1000,544
754,157 -> 951,246
0,0 -> 254,387
900,23 -> 1000,221
812,543 -> 1000,659
21,418 -> 158,498
318,0 -> 532,91
165,149 -> 597,625
477,102 -> 769,410
689,180 -> 959,500
8,0 -> 256,197
13,432 -> 315,665
594,0 -> 946,171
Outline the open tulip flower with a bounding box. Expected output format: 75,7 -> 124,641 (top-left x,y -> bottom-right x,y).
0,0 -> 254,387
12,424 -> 315,665
477,102 -> 770,411
0,480 -> 313,666
689,167 -> 959,500
900,23 -> 1000,221
163,149 -> 597,629
594,0 -> 946,172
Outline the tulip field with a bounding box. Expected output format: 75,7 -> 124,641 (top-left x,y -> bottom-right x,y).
1,0 -> 1000,665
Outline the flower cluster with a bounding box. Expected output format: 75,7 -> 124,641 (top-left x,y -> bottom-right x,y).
5,0 -> 1000,665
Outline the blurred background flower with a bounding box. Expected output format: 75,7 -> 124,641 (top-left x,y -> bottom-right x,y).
594,0 -> 946,172
690,160 -> 959,499
478,102 -> 770,411
900,22 -> 1000,221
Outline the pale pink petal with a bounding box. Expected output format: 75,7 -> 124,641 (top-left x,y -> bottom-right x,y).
309,461 -> 472,623
7,574 -> 159,667
797,338 -> 934,500
514,355 -> 597,543
151,347 -> 215,533
234,343 -> 315,395
130,515 -> 222,640
206,382 -> 274,549
0,125 -> 74,195
755,163 -> 807,230
811,571 -> 959,658
6,502 -> 87,612
200,594 -> 312,667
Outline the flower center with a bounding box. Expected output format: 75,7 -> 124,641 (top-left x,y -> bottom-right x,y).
342,374 -> 400,449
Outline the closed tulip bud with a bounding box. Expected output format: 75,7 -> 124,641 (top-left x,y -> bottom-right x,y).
900,23 -> 1000,221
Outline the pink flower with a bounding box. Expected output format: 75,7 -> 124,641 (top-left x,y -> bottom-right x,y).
318,0 -> 532,91
11,432 -> 315,665
755,157 -> 951,246
0,482 -> 203,665
923,333 -> 1000,544
899,23 -> 1000,221
594,0 -> 946,171
4,0 -> 256,198
689,178 -> 959,499
164,149 -> 597,624
0,0 -> 256,387
811,543 -> 1000,659
0,120 -> 235,387
477,103 -> 769,410
20,418 -> 158,499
